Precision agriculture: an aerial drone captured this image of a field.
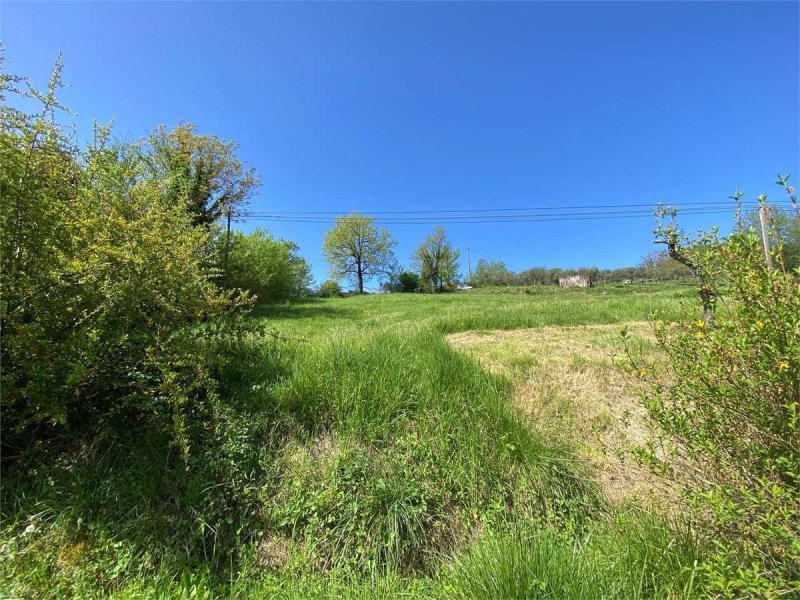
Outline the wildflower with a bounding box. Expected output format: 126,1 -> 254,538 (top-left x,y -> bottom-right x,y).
695,331 -> 705,339
639,368 -> 647,378
695,320 -> 705,328
756,321 -> 765,329
778,361 -> 789,372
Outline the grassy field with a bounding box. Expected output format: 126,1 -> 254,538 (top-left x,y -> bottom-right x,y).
1,283 -> 705,598
253,282 -> 696,338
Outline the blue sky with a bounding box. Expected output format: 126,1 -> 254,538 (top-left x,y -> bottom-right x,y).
3,1 -> 798,288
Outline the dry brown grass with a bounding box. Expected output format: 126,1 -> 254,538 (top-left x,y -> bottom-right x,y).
447,322 -> 677,507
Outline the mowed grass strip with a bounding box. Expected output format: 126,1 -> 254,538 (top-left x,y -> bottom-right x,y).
1,285 -> 702,598
447,322 -> 676,505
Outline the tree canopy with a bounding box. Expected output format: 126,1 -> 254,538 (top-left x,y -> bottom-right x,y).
144,123 -> 260,227
323,213 -> 397,293
223,229 -> 312,302
413,226 -> 460,292
473,259 -> 514,286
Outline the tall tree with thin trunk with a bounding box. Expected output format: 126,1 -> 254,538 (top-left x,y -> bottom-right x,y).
413,226 -> 460,293
323,213 -> 396,293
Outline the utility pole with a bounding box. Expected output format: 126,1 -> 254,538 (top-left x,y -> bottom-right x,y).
224,207 -> 232,274
758,196 -> 774,270
467,247 -> 472,284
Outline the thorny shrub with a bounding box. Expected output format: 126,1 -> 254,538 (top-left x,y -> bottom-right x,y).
626,180 -> 799,597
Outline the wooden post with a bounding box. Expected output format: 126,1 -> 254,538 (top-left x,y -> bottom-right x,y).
758,203 -> 774,270
224,207 -> 232,274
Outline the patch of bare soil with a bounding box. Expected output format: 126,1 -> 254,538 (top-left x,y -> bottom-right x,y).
448,322 -> 677,507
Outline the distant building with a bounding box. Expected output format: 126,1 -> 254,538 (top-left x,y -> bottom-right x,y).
456,283 -> 473,291
558,275 -> 592,288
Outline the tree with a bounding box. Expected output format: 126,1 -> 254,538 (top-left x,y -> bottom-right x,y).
322,213 -> 396,294
0,59 -> 253,451
745,205 -> 800,272
653,201 -> 721,324
473,259 -> 513,287
317,280 -> 342,298
627,185 -> 800,596
383,271 -> 420,293
223,229 -> 312,302
143,123 -> 260,227
413,226 -> 460,293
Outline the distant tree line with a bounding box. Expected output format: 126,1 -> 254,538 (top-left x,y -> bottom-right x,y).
467,208 -> 800,289
469,250 -> 694,288
317,215 -> 713,296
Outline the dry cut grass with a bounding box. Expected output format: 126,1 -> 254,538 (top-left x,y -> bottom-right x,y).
447,322 -> 677,506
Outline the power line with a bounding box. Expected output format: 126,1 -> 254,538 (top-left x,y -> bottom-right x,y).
236,208 -> 741,225
239,199 -> 780,216
244,208 -> 711,221
236,201 -> 794,225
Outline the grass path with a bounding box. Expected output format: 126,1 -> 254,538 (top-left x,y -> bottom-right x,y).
255,283 -> 691,507
1,284 -> 702,599
447,322 -> 676,505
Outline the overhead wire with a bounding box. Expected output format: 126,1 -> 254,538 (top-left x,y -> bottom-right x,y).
236,209 -> 736,225
239,199 -> 764,216
235,201 -> 793,225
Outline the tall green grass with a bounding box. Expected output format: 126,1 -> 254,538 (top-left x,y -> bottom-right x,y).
252,283 -> 695,340
221,329 -> 598,574
442,512 -> 700,599
1,286 -> 705,598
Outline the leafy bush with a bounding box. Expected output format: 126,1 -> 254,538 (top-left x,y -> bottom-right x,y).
630,187 -> 800,597
0,60 -> 253,452
0,354 -> 285,597
398,271 -> 421,293
223,229 -> 312,302
383,271 -> 420,293
317,279 -> 343,297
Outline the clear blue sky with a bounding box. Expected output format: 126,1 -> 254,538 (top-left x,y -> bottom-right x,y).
3,1 -> 798,288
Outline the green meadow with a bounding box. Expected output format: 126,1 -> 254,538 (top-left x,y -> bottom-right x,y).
253,282 -> 695,338
2,283 -> 705,598
5,6 -> 797,595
